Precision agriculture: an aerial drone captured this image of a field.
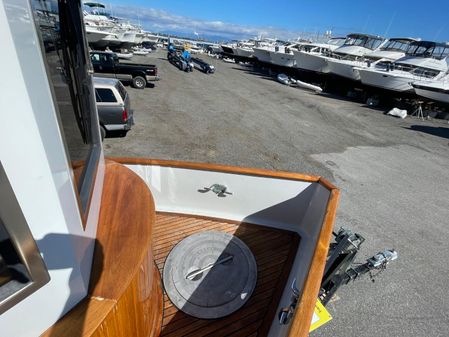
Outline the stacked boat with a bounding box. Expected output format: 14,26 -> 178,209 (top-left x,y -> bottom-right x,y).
83,2 -> 161,51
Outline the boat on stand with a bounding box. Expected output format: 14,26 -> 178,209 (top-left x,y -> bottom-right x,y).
358,40 -> 449,93
412,74 -> 449,104
292,37 -> 346,73
1,1 -> 340,337
234,40 -> 256,60
324,34 -> 386,80
268,42 -> 305,68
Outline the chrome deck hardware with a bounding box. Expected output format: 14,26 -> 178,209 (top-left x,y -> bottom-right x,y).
278,279 -> 300,325
198,184 -> 232,197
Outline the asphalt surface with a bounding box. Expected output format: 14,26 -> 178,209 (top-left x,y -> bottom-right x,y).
104,50 -> 449,337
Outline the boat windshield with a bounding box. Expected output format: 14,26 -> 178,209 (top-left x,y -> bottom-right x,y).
344,35 -> 383,50
83,2 -> 110,17
431,45 -> 449,60
381,39 -> 413,52
328,38 -> 346,47
406,42 -> 449,59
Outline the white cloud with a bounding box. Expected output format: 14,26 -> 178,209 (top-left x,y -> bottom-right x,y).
108,5 -> 308,41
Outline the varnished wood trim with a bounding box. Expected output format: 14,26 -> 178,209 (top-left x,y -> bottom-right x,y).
89,161 -> 155,299
288,188 -> 340,337
42,161 -> 163,337
41,298 -> 116,337
108,157 -> 321,183
318,177 -> 338,191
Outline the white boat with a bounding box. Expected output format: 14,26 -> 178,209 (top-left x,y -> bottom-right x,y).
358,41 -> 449,92
133,50 -> 149,56
347,38 -> 419,80
85,25 -> 114,44
292,37 -> 346,72
234,40 -> 256,59
325,34 -> 386,80
1,2 -> 340,337
209,44 -> 223,54
253,46 -> 274,63
188,44 -> 204,54
115,52 -> 133,59
220,43 -> 236,55
142,33 -> 160,43
269,43 -> 303,68
84,2 -> 147,49
252,39 -> 279,63
235,46 -> 254,58
412,75 -> 449,103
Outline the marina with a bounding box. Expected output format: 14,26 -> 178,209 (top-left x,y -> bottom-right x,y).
1,1 -> 449,337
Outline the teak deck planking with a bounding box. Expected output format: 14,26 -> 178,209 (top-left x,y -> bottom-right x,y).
154,212 -> 300,337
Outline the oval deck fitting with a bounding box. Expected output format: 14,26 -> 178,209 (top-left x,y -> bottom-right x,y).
163,231 -> 257,319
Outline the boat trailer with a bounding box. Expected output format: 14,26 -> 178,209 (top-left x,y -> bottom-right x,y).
167,50 -> 193,72
319,227 -> 398,306
278,227 -> 397,326
191,57 -> 215,74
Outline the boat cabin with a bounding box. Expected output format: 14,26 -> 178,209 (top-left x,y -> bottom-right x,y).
332,33 -> 386,61
392,41 -> 449,78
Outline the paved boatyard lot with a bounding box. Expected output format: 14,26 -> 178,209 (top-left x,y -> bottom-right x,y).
104,49 -> 449,337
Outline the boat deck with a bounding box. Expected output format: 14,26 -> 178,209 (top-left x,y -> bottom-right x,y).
154,212 -> 300,337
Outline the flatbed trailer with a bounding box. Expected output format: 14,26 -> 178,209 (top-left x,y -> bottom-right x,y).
192,57 -> 216,73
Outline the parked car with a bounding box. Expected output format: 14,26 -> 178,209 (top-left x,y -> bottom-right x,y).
90,51 -> 159,89
93,77 -> 134,139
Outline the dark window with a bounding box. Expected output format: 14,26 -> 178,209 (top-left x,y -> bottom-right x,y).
96,88 -> 117,102
30,0 -> 101,215
116,82 -> 127,101
91,53 -> 101,64
95,89 -> 102,102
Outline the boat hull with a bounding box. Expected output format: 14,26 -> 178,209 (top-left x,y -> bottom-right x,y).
253,48 -> 272,63
413,83 -> 449,103
235,47 -> 254,58
326,58 -> 361,81
221,45 -> 234,55
293,51 -> 329,73
270,52 -> 296,68
210,45 -> 223,53
86,29 -> 111,44
93,35 -> 121,48
358,68 -> 414,92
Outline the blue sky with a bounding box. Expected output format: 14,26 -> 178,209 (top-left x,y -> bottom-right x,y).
104,0 -> 449,41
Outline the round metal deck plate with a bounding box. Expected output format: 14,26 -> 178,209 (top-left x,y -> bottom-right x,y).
163,231 -> 257,319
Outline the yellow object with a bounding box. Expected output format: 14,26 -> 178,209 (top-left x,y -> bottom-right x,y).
309,299 -> 332,332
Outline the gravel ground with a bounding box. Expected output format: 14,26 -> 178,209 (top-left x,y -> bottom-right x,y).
104,50 -> 449,337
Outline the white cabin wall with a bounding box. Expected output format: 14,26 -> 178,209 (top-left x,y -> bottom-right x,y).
0,1 -> 103,336
127,164 -> 314,230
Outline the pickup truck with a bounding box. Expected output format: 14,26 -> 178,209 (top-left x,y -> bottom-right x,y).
93,77 -> 133,139
90,51 -> 159,89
